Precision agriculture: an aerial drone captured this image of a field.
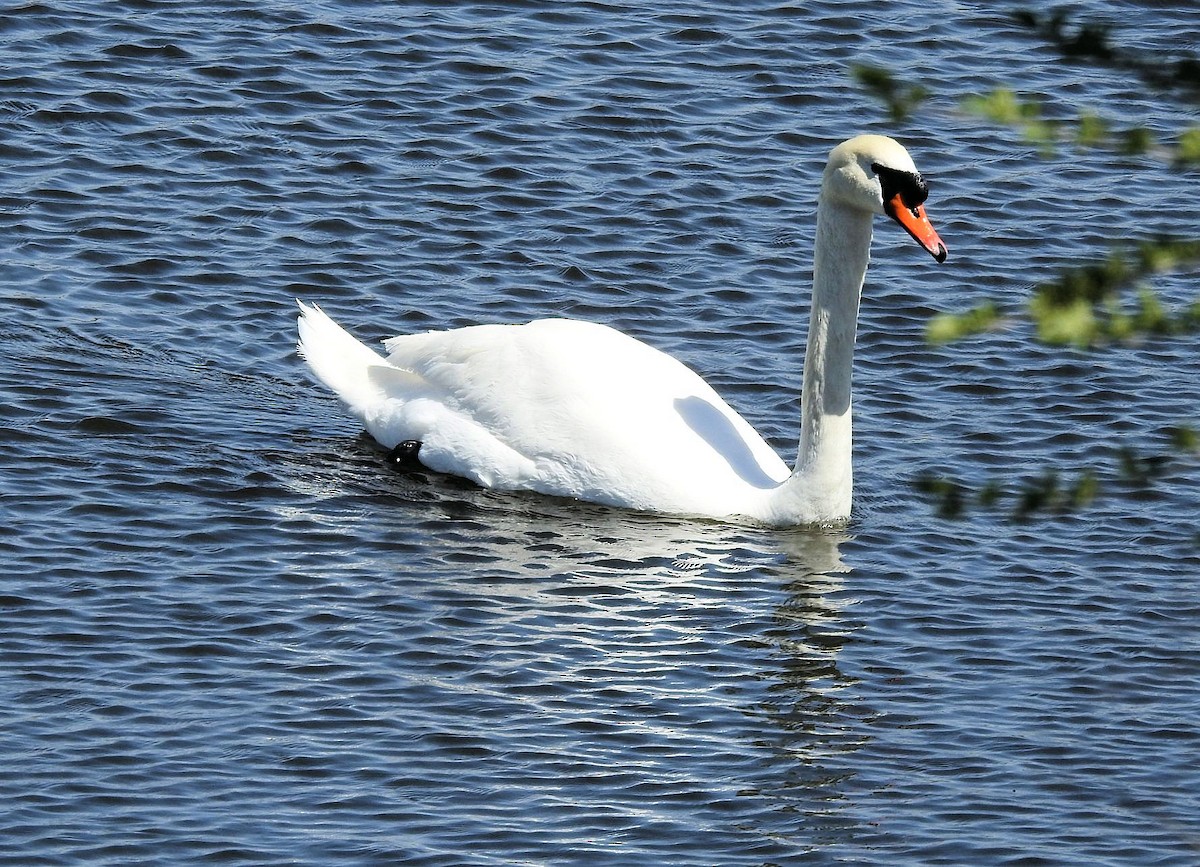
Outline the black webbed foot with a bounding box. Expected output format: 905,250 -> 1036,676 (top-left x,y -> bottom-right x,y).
386,439 -> 425,472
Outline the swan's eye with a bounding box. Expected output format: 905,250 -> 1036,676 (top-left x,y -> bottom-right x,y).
872,163 -> 930,208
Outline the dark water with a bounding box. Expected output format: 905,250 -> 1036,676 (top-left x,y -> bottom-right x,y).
3,1 -> 1199,864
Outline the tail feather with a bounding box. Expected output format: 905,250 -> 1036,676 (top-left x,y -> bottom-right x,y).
296,301 -> 389,414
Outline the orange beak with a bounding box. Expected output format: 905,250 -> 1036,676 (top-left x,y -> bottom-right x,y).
884,193 -> 948,263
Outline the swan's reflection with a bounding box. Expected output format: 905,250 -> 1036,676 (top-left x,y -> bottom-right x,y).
281,442 -> 865,856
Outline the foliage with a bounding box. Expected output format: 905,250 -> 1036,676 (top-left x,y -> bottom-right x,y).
925,239 -> 1200,349
1013,8 -> 1200,95
960,87 -> 1200,165
915,426 -> 1196,521
960,89 -> 1062,157
1027,239 -> 1200,347
851,64 -> 929,123
926,301 -> 1002,345
852,8 -> 1200,521
972,8 -> 1200,164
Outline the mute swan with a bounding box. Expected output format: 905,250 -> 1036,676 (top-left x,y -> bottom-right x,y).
297,134 -> 946,526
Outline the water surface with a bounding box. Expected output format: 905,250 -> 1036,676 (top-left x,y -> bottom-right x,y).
2,2 -> 1198,864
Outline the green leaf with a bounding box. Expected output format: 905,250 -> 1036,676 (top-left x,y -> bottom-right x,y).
1076,111 -> 1109,148
926,302 -> 1001,345
1168,425 -> 1199,453
1176,126 -> 1200,165
1029,296 -> 1097,347
1119,127 -> 1155,155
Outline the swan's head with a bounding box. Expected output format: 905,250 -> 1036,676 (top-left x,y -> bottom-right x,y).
823,134 -> 948,263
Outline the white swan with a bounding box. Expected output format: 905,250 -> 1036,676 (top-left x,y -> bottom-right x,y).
297,134 -> 946,527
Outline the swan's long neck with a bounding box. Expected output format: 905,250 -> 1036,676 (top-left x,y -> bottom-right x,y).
775,196 -> 873,522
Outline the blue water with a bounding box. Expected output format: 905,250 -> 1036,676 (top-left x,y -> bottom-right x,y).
3,1 -> 1199,864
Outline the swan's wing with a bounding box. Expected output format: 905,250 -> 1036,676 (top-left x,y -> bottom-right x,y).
379,319 -> 790,512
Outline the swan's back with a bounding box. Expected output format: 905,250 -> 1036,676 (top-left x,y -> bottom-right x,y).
299,305 -> 789,517
382,318 -> 790,514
